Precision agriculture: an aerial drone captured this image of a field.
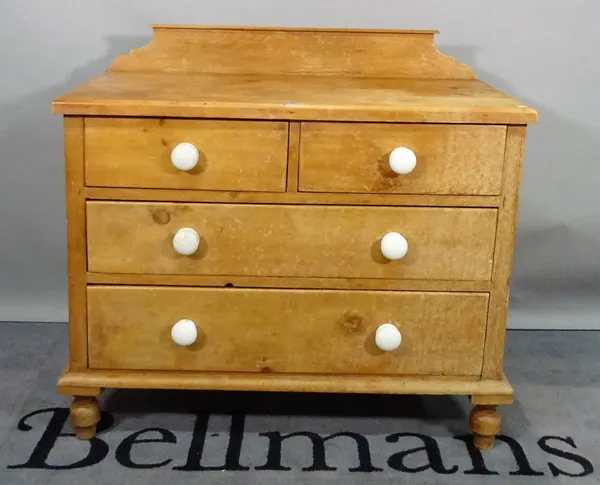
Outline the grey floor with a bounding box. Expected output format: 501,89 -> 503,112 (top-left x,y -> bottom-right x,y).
0,322 -> 598,484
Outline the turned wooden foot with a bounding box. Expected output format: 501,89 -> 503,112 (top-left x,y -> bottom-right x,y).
470,404 -> 501,450
70,396 -> 100,440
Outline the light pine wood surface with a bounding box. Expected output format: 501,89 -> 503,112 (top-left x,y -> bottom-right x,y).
300,123 -> 506,195
70,396 -> 100,440
51,26 -> 537,124
63,117 -> 87,371
286,122 -> 301,192
85,117 -> 288,192
87,286 -> 489,376
482,126 -> 527,378
51,73 -> 537,123
110,26 -> 476,78
85,273 -> 492,292
86,202 -> 497,281
84,187 -> 502,208
52,25 -> 537,449
58,368 -> 513,398
470,405 -> 501,450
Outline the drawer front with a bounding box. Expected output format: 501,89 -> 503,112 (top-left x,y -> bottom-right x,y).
87,202 -> 497,281
88,286 -> 489,376
84,118 -> 288,192
299,123 -> 506,195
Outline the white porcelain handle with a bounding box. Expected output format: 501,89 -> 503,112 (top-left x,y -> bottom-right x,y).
375,323 -> 402,351
172,228 -> 200,256
380,232 -> 408,260
171,319 -> 198,346
389,147 -> 417,174
171,142 -> 199,171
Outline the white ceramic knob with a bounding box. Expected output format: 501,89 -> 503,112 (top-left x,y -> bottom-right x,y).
380,232 -> 408,261
171,319 -> 198,346
172,228 -> 200,256
171,142 -> 199,171
375,323 -> 402,352
389,147 -> 417,174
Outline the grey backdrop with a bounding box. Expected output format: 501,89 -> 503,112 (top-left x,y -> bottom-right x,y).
1,0 -> 598,328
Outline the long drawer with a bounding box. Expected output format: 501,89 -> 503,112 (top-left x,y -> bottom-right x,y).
299,122 -> 506,195
88,286 -> 489,376
86,202 -> 497,281
84,118 -> 289,192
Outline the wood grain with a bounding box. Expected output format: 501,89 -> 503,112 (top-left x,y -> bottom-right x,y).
58,385 -> 101,397
84,117 -> 288,192
58,368 -> 514,396
470,405 -> 501,450
63,117 -> 87,370
51,73 -> 538,124
150,25 -> 441,34
84,187 -> 502,208
53,26 -> 532,429
300,123 -> 506,195
86,202 -> 497,281
286,122 -> 300,191
482,126 -> 527,379
110,26 -> 475,79
86,273 -> 492,292
70,397 -> 100,440
471,394 -> 513,406
88,286 -> 489,376
471,373 -> 513,405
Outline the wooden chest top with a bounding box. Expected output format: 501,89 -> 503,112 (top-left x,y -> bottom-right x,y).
51,25 -> 537,124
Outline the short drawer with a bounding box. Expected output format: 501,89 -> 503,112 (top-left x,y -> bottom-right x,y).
88,286 -> 489,376
299,122 -> 506,195
87,202 -> 497,281
84,118 -> 288,192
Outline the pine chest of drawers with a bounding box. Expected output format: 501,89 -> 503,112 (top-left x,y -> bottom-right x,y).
52,25 -> 537,450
